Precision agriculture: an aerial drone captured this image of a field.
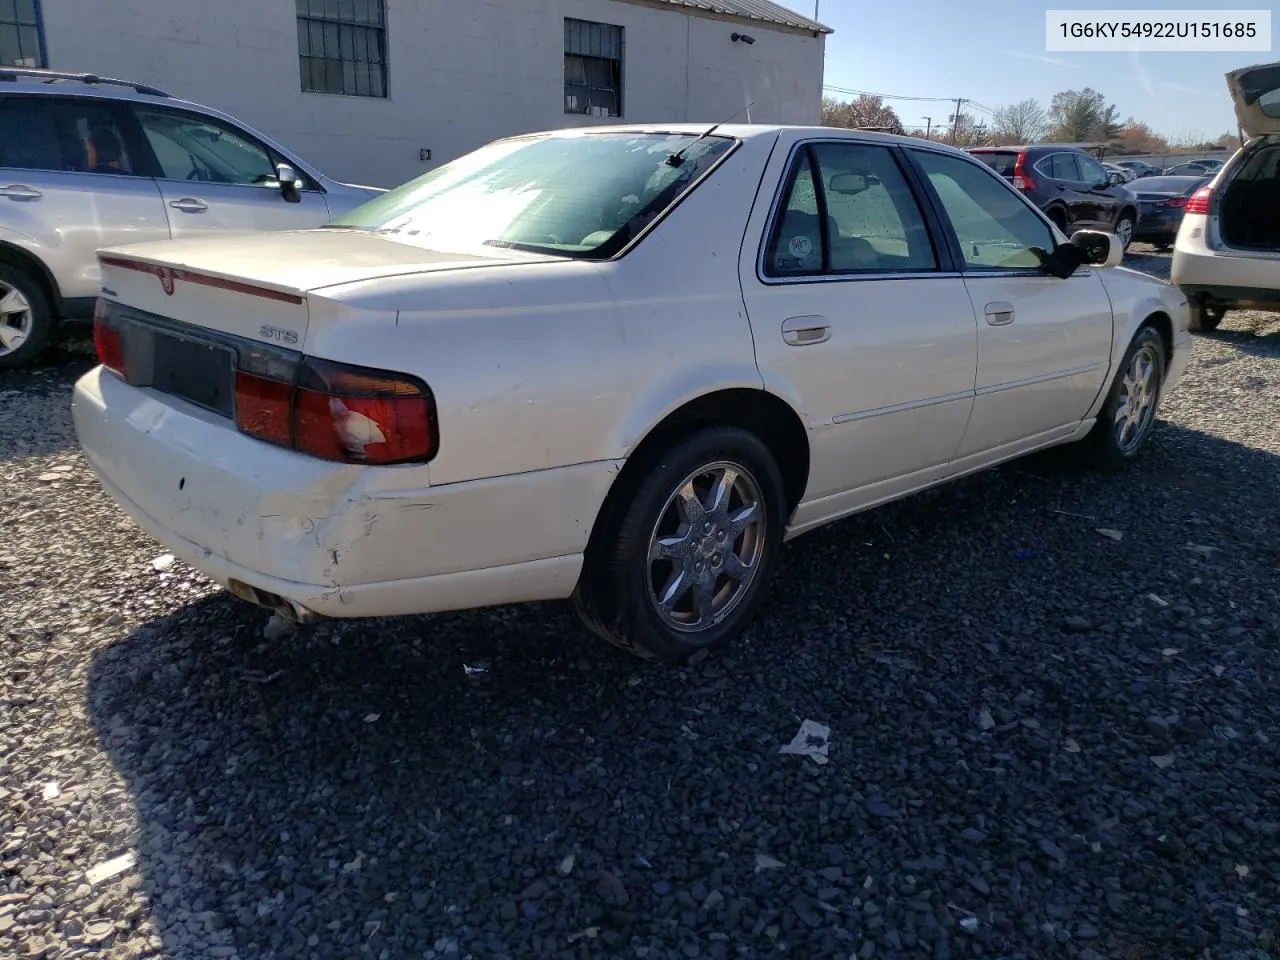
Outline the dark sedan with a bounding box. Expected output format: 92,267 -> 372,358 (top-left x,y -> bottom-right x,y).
1130,175 -> 1212,250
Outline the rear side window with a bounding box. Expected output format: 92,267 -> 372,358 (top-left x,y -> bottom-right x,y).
764,142 -> 938,277
0,96 -> 136,175
1040,153 -> 1080,181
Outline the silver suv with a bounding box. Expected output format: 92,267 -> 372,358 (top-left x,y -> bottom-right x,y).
0,69 -> 384,368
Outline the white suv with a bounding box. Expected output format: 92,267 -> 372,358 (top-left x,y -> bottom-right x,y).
1172,61 -> 1280,331
0,69 -> 384,368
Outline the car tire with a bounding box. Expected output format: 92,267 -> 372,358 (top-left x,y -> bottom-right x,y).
0,263 -> 55,370
573,426 -> 788,663
1154,241 -> 1171,253
1188,301 -> 1225,333
1083,325 -> 1166,468
1114,211 -> 1136,251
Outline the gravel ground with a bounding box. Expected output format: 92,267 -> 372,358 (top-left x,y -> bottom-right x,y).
2,248 -> 1279,960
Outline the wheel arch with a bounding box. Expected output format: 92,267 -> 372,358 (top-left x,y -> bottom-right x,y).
586,387 -> 811,557
0,240 -> 62,313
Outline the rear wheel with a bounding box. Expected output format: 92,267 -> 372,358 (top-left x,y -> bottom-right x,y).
1114,211 -> 1136,251
1083,325 -> 1166,467
573,426 -> 787,663
0,263 -> 54,370
1188,301 -> 1226,332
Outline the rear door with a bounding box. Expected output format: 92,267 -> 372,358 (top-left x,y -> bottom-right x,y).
739,135 -> 978,525
127,104 -> 331,237
0,94 -> 170,302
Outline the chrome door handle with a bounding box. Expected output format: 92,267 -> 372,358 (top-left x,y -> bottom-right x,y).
169,198 -> 208,213
781,315 -> 831,346
984,302 -> 1015,326
0,184 -> 42,201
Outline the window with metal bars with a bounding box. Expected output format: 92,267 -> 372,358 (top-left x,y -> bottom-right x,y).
0,0 -> 45,68
564,18 -> 622,118
296,0 -> 387,99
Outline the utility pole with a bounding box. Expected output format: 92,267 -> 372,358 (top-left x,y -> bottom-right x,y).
949,98 -> 964,144
814,1 -> 820,18
923,116 -> 932,140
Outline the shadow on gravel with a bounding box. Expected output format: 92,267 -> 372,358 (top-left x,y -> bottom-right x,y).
1203,324 -> 1280,359
86,422 -> 1280,960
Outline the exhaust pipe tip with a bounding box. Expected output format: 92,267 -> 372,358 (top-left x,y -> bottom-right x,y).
226,578 -> 325,625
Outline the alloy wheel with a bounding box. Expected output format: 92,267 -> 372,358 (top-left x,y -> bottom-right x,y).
646,460 -> 767,633
0,281 -> 33,357
1114,343 -> 1159,452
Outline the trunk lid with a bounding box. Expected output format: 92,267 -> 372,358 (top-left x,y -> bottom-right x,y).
97,228 -> 554,344
1227,60 -> 1280,138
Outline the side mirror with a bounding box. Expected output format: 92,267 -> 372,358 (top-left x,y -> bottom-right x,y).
1069,229 -> 1124,268
1108,172 -> 1124,185
275,163 -> 300,203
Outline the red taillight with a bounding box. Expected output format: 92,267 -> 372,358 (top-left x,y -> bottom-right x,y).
1163,196 -> 1188,209
234,371 -> 293,447
93,308 -> 125,377
1012,152 -> 1035,192
1185,187 -> 1212,215
232,357 -> 437,465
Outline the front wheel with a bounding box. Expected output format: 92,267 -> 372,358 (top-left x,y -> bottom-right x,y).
1083,326 -> 1166,467
0,263 -> 55,370
573,426 -> 787,663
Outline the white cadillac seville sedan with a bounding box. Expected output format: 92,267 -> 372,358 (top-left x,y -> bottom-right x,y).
73,124 -> 1192,662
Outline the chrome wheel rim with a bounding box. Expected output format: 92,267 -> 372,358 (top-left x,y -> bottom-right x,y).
1116,217 -> 1133,248
0,281 -> 32,356
646,460 -> 767,634
1115,344 -> 1159,453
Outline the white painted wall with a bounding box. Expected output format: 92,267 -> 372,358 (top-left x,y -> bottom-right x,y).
39,0 -> 825,188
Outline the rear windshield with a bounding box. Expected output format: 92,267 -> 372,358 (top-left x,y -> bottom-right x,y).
1138,176 -> 1207,192
328,132 -> 735,259
970,151 -> 1018,176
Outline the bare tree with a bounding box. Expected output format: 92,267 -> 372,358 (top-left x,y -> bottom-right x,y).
991,98 -> 1048,144
822,95 -> 904,134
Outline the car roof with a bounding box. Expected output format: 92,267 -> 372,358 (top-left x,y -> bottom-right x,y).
514,121 -> 978,156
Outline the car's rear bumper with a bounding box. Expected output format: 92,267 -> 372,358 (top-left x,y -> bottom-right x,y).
73,367 -> 620,618
1172,215 -> 1280,309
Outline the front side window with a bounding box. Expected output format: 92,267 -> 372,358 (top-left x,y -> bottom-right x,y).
564,18 -> 622,117
135,108 -> 279,186
329,132 -> 734,258
911,149 -> 1054,272
764,142 -> 938,277
1076,154 -> 1110,186
0,0 -> 44,67
0,96 -> 134,175
296,0 -> 387,98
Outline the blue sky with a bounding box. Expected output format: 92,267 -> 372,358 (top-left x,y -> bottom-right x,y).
806,0 -> 1269,139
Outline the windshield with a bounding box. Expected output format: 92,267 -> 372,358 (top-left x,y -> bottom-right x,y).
329,132 -> 736,258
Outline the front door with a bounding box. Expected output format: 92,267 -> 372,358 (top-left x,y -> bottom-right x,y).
906,148 -> 1114,461
739,137 -> 978,527
128,105 -> 331,238
1074,152 -> 1122,229
0,95 -> 170,301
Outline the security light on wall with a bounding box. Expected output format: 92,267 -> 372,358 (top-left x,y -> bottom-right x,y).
731,32 -> 755,44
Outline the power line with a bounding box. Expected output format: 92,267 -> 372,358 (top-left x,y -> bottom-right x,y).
822,84 -> 959,103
